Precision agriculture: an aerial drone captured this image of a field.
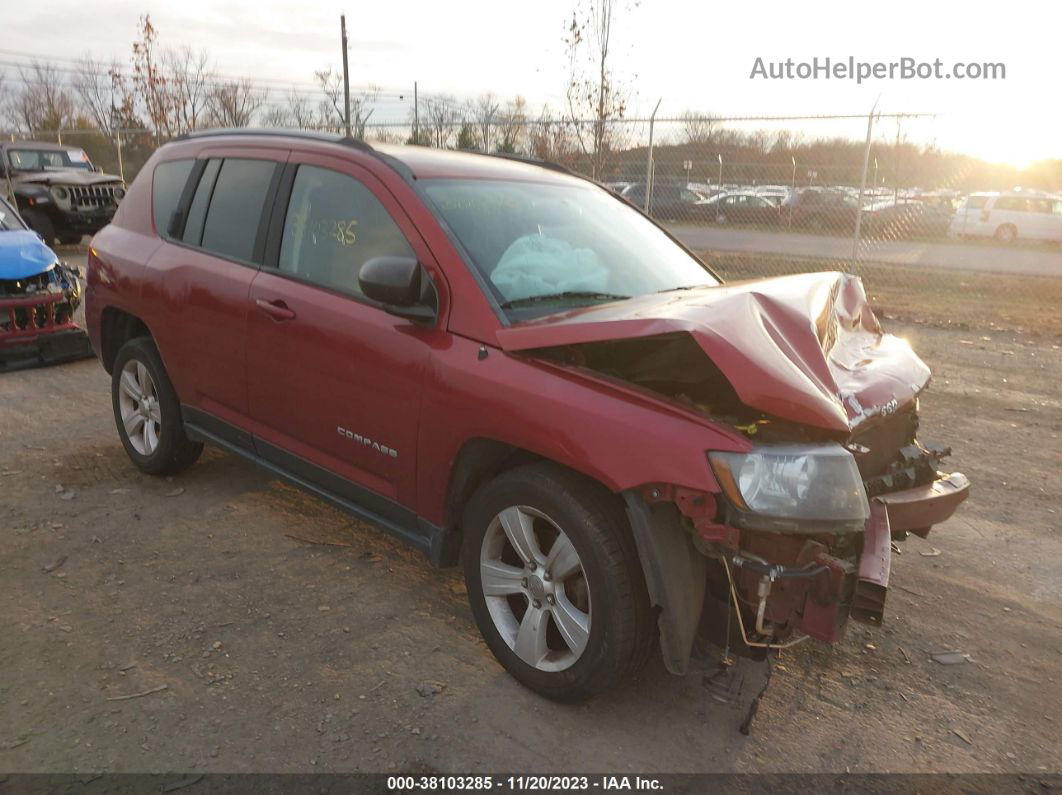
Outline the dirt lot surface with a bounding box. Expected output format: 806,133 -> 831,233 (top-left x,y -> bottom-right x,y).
1,318 -> 1060,776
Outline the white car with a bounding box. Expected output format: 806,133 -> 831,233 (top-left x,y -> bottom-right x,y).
949,191 -> 1062,243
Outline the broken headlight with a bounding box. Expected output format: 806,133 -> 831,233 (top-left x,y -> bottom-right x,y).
708,444 -> 870,533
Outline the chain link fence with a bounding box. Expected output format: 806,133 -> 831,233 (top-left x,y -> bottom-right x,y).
6,111 -> 1061,334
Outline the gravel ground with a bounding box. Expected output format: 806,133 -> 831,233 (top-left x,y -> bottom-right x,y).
1,317 -> 1060,775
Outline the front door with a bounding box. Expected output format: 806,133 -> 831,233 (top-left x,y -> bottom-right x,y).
245,155 -> 440,522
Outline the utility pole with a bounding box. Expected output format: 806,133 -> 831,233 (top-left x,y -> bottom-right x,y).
340,15 -> 352,138
413,81 -> 419,143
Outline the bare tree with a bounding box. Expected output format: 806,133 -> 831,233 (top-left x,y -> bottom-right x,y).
259,104 -> 291,128
206,79 -> 265,127
286,89 -> 320,129
497,95 -> 528,154
680,110 -> 716,145
131,15 -> 174,140
165,47 -> 212,134
474,92 -> 500,153
11,62 -> 76,134
530,104 -> 577,163
72,55 -> 132,134
564,0 -> 633,178
424,96 -> 461,148
313,67 -> 378,138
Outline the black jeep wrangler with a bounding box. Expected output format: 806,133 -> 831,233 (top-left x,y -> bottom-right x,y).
1,141 -> 126,246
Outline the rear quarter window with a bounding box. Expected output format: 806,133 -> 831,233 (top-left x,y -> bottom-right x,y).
199,159 -> 277,263
152,159 -> 195,237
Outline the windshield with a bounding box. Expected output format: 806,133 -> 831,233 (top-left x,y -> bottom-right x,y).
0,199 -> 26,231
7,148 -> 93,172
422,178 -> 718,317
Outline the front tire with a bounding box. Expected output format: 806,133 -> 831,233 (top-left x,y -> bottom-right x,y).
111,337 -> 202,476
21,209 -> 56,246
462,463 -> 654,702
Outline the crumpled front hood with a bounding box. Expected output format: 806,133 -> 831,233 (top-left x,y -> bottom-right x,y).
15,170 -> 122,187
496,271 -> 931,433
0,230 -> 58,280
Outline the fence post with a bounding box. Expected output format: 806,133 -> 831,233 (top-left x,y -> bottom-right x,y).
851,97 -> 879,263
789,156 -> 796,228
644,98 -> 661,214
115,129 -> 125,183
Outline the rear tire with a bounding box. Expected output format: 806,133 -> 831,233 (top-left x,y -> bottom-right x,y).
994,224 -> 1017,243
461,463 -> 654,702
58,233 -> 84,246
111,337 -> 202,476
21,209 -> 56,246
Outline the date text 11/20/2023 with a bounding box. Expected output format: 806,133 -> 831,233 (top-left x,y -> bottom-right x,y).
386,775 -> 664,791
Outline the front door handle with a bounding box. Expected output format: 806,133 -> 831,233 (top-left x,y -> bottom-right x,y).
255,298 -> 296,321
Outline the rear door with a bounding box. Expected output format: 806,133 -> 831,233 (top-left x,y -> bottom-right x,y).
245,153 -> 440,520
145,151 -> 284,434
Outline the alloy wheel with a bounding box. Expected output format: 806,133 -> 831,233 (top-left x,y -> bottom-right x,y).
479,505 -> 591,672
117,359 -> 162,456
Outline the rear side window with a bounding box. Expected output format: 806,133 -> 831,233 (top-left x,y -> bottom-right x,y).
995,196 -> 1029,212
277,165 -> 414,299
152,159 -> 194,238
182,159 -> 222,246
199,158 -> 277,262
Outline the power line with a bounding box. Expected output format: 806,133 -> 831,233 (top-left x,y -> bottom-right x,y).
0,47 -> 415,97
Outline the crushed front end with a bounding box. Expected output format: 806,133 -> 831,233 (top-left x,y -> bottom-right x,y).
500,271 -> 971,670
0,260 -> 92,372
629,404 -> 969,668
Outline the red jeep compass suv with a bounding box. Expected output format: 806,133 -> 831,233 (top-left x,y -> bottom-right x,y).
85,130 -> 969,701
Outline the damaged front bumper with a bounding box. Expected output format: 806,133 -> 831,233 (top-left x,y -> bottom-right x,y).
0,273 -> 93,372
623,470 -> 969,674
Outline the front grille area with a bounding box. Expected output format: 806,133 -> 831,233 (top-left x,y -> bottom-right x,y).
849,408 -> 919,479
0,267 -> 80,337
848,408 -> 947,498
68,184 -> 120,208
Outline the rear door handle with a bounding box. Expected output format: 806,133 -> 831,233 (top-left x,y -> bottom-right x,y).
255,298 -> 296,321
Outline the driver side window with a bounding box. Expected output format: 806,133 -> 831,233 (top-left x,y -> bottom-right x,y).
278,165 -> 415,299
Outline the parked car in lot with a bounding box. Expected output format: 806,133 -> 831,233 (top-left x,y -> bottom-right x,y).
1,140 -> 126,246
949,191 -> 1062,243
85,131 -> 968,701
695,192 -> 778,225
780,187 -> 860,232
619,182 -> 704,221
861,200 -> 953,239
0,194 -> 90,371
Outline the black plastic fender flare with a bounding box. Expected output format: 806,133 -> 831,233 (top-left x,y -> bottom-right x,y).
623,491 -> 706,675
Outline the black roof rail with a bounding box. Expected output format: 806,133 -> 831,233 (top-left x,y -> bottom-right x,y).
172,128 -> 375,154
486,151 -> 577,177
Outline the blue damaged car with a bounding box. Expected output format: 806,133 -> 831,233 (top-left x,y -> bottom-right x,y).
0,194 -> 91,371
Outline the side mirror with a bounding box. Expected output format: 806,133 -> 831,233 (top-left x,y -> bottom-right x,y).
359,256 -> 435,322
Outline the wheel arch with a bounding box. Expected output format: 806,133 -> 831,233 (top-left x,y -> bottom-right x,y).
440,437 -> 628,566
99,306 -> 153,374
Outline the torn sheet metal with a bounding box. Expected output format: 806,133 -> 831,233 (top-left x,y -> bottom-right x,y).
496,271 -> 931,434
